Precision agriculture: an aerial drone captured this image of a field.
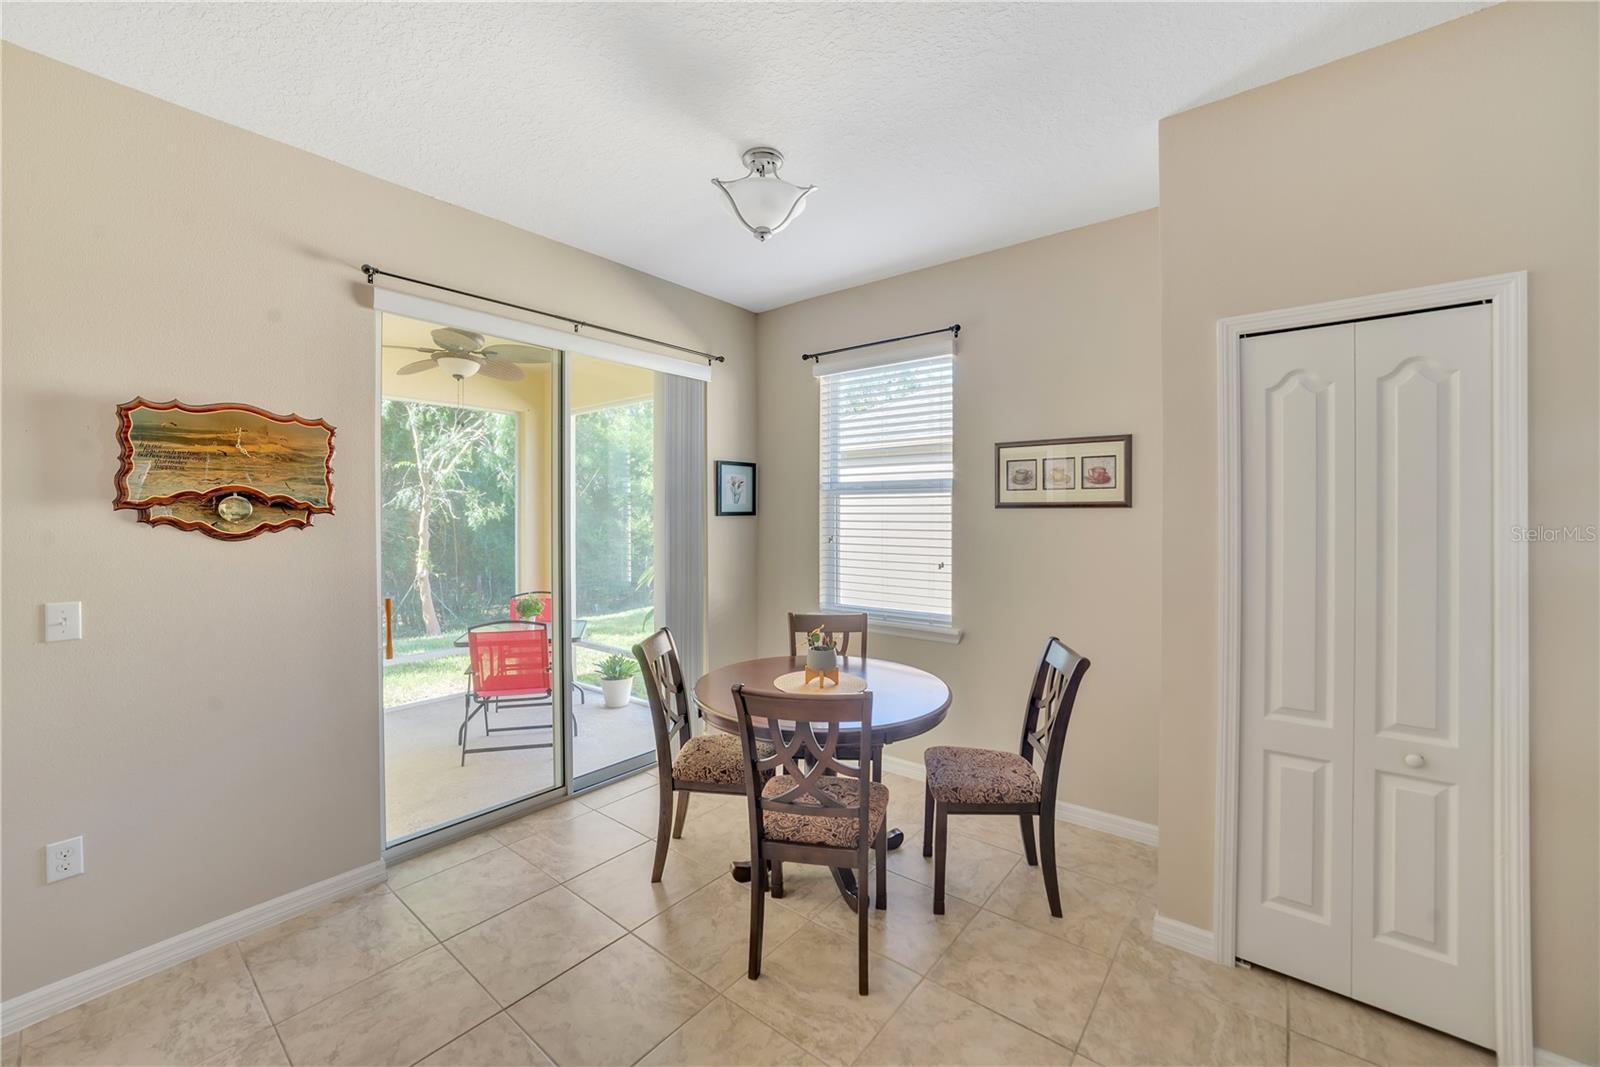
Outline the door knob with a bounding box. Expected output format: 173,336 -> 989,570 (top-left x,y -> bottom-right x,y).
1404,753 -> 1425,769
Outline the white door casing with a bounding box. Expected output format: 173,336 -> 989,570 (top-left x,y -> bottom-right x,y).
1237,324 -> 1356,995
1214,273 -> 1529,1065
1350,306 -> 1494,1044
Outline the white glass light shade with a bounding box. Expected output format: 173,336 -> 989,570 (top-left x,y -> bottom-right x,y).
435,355 -> 481,380
714,173 -> 813,240
712,147 -> 815,242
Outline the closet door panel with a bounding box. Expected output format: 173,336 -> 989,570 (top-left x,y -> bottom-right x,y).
1351,304 -> 1494,1047
1236,324 -> 1356,992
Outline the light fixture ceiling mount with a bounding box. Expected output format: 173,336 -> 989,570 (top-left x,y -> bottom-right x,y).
712,146 -> 815,242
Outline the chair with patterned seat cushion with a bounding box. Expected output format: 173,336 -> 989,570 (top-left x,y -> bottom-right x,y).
634,628 -> 774,883
760,775 -> 889,848
923,637 -> 1090,917
924,747 -> 1041,805
734,684 -> 887,995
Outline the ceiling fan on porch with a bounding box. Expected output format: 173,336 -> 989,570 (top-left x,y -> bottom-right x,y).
384,327 -> 550,382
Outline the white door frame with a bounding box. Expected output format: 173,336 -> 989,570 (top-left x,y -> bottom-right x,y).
1212,272 -> 1530,1063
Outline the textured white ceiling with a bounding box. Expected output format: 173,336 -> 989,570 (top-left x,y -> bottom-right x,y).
2,2 -> 1485,311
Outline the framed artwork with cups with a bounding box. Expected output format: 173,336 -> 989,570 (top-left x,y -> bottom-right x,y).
995,434 -> 1131,508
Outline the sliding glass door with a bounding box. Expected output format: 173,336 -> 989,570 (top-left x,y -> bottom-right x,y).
375,291 -> 709,844
379,311 -> 561,847
566,353 -> 707,790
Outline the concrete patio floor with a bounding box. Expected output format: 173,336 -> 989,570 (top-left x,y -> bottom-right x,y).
384,688 -> 656,842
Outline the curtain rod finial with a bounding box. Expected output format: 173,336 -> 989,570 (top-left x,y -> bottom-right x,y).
361,264 -> 375,284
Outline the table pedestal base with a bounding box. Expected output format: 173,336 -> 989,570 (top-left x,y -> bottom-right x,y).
729,827 -> 905,904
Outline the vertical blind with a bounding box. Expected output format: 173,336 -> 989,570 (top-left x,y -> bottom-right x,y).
819,354 -> 953,628
654,373 -> 707,718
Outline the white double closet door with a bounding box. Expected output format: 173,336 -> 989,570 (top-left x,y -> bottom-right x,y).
1236,304 -> 1494,1047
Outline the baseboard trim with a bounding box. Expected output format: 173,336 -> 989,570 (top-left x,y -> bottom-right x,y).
1534,1048 -> 1593,1067
1055,801 -> 1159,847
1152,912 -> 1218,961
0,860 -> 386,1037
881,754 -> 928,781
879,755 -> 1159,847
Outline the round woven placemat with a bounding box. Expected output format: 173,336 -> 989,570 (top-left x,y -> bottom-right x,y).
771,669 -> 868,695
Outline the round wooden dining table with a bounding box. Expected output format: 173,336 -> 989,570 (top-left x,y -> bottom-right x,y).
694,655 -> 952,901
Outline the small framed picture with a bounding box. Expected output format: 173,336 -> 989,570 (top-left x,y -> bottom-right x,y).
715,460 -> 757,516
1005,458 -> 1037,491
1080,455 -> 1117,489
995,435 -> 1132,508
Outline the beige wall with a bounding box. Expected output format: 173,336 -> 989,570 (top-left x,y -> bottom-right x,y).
1156,4 -> 1599,1060
756,211 -> 1163,824
0,45 -> 758,1000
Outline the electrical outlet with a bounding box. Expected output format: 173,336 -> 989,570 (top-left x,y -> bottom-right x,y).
46,836 -> 84,883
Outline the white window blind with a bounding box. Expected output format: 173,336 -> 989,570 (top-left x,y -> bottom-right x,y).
819,354 -> 953,629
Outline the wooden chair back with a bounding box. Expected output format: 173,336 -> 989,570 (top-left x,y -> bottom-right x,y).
787,612 -> 869,659
1017,638 -> 1091,804
634,628 -> 694,777
732,686 -> 874,850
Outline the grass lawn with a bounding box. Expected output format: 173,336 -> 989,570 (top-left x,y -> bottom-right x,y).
383,654 -> 468,709
382,604 -> 656,709
391,633 -> 460,657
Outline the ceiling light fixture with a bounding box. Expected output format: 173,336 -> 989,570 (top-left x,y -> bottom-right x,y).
434,354 -> 480,381
711,147 -> 815,242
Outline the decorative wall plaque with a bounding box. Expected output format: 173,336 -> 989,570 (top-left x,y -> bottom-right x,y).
114,398 -> 335,540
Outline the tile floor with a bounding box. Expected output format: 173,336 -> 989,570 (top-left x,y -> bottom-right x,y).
9,771 -> 1497,1067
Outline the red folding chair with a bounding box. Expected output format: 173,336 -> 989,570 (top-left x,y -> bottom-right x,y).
509,590 -> 588,709
460,621 -> 555,764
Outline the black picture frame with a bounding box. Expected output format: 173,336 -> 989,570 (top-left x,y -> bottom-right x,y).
994,434 -> 1133,508
715,460 -> 757,516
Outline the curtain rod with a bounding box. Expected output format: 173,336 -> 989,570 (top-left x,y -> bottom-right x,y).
800,324 -> 960,362
360,264 -> 725,365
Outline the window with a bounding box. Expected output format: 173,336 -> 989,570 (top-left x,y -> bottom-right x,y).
819,354 -> 954,632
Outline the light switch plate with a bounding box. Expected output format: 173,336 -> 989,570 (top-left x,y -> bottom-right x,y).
44,602 -> 82,642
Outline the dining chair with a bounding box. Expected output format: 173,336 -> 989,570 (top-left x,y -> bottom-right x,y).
634,628 -> 774,882
733,684 -> 888,995
922,637 -> 1090,917
787,611 -> 869,660
510,589 -> 587,709
461,621 -> 557,765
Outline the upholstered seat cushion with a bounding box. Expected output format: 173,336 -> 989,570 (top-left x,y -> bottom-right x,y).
924,746 -> 1041,805
760,776 -> 889,848
672,733 -> 773,787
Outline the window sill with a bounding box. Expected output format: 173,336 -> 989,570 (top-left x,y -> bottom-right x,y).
868,619 -> 963,645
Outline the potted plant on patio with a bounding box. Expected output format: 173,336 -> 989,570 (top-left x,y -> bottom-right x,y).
512,594 -> 544,622
596,654 -> 638,708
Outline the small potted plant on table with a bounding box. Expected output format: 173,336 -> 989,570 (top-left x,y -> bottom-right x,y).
596,654 -> 639,708
804,627 -> 841,688
512,595 -> 544,622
